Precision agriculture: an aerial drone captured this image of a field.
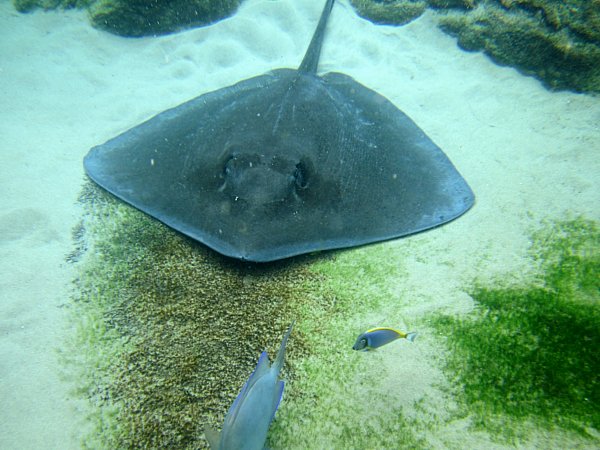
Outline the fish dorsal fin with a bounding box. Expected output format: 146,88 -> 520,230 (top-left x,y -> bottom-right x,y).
298,0 -> 335,74
224,351 -> 271,428
272,322 -> 294,375
365,327 -> 403,334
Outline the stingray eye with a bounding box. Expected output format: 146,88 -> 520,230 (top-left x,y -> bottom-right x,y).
293,162 -> 309,190
223,156 -> 235,177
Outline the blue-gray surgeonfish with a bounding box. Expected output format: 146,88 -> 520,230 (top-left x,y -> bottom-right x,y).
204,322 -> 294,449
352,327 -> 417,351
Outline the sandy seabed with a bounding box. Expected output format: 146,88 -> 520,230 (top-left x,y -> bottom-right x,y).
1,0 -> 598,448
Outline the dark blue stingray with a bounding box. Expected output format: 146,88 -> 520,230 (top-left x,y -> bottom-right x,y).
84,0 -> 474,262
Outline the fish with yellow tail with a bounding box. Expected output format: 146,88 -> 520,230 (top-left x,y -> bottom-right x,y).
352,327 -> 417,351
204,322 -> 294,450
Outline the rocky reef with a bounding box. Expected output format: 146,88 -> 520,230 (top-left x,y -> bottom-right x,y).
351,0 -> 600,93
438,1 -> 600,93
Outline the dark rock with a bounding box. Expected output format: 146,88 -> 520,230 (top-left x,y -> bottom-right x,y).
349,0 -> 428,26
89,0 -> 242,37
348,0 -> 478,26
427,0 -> 479,8
13,0 -> 91,13
11,0 -> 242,37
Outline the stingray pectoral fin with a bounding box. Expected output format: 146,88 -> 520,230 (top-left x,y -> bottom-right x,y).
204,425 -> 220,449
321,71 -> 475,235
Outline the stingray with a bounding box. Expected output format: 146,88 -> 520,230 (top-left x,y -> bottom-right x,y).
84,0 -> 474,262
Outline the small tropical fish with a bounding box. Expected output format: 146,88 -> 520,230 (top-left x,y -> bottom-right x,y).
204,322 -> 294,450
352,327 -> 417,351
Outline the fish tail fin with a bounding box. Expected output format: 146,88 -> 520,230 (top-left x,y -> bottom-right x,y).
273,321 -> 295,374
204,425 -> 220,449
406,332 -> 418,342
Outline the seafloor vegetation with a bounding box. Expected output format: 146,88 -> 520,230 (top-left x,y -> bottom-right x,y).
67,183 -> 424,448
67,181 -> 598,448
67,184 -> 310,448
430,218 -> 599,441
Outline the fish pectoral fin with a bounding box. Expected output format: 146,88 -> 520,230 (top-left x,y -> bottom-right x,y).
204,425 -> 221,449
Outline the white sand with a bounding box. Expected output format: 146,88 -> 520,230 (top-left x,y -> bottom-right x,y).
1,0 -> 598,448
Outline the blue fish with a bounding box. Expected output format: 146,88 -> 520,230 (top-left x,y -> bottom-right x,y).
352,327 -> 417,351
204,322 -> 294,449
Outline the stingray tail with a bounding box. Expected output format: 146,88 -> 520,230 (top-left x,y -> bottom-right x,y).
298,0 -> 335,74
272,321 -> 295,375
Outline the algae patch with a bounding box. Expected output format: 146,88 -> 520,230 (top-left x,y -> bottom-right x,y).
430,218 -> 599,440
70,183 -> 315,448
69,184 -> 425,448
68,188 -> 425,449
270,245 -> 427,449
70,183 -> 599,448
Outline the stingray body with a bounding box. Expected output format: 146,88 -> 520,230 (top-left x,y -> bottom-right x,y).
84,0 -> 474,262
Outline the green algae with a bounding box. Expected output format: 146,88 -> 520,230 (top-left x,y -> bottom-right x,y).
428,0 -> 478,7
430,218 -> 600,440
349,1 -> 600,93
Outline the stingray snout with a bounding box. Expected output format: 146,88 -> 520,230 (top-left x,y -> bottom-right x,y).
227,165 -> 294,205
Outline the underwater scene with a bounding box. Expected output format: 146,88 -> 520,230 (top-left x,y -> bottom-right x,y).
1,0 -> 598,448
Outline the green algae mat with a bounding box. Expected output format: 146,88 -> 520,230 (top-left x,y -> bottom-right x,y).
430,218 -> 599,442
